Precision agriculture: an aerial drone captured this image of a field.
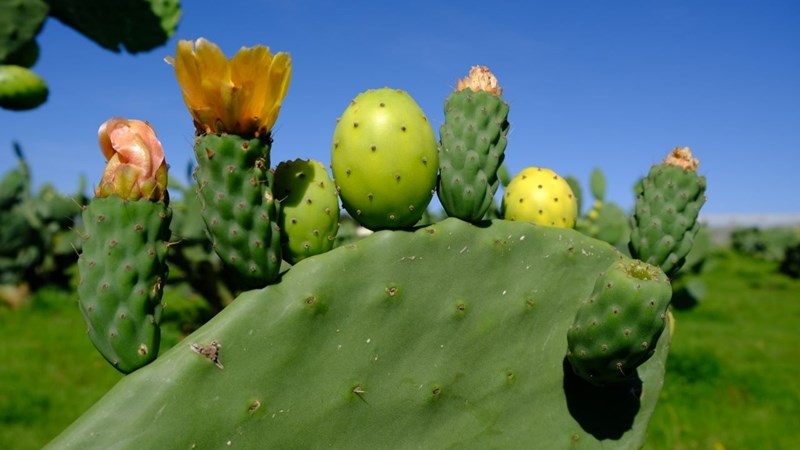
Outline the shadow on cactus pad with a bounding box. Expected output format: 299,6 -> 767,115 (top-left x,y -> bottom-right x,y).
562,357 -> 641,440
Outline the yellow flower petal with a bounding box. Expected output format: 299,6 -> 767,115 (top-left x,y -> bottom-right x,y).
170,37 -> 292,136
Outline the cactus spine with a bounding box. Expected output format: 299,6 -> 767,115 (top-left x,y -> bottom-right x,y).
77,118 -> 171,374
437,66 -> 509,222
629,147 -> 706,277
170,38 -> 291,289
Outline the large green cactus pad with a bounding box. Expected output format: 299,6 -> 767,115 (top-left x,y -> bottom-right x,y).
45,0 -> 180,53
50,218 -> 669,449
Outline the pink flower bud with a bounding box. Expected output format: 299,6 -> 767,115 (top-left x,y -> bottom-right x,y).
96,118 -> 168,201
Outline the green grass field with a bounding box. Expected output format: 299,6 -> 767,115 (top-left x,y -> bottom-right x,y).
1,249 -> 798,449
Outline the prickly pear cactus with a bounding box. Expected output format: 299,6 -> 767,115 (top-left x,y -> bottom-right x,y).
331,87 -> 439,230
566,258 -> 672,385
502,166 -> 578,228
629,147 -> 706,277
437,66 -> 509,222
273,159 -> 339,264
50,219 -> 670,449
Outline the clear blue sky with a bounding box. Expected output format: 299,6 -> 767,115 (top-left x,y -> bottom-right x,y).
2,0 -> 798,215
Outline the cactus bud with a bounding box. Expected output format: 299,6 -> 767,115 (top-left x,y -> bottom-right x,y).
96,118 -> 168,201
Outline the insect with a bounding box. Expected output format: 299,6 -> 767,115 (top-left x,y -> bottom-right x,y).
190,340 -> 223,369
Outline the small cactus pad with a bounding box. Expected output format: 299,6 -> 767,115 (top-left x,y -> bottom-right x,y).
52,219 -> 669,448
331,88 -> 438,230
437,78 -> 509,222
567,258 -> 672,385
77,196 -> 171,374
192,133 -> 281,289
502,166 -> 578,228
629,147 -> 706,277
274,159 -> 340,264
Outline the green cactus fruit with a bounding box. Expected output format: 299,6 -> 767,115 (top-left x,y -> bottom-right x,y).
0,64 -> 48,110
567,258 -> 672,386
77,196 -> 171,374
629,147 -> 707,277
437,66 -> 509,222
50,218 -> 670,449
273,159 -> 340,264
502,166 -> 578,228
192,133 -> 282,289
331,87 -> 438,230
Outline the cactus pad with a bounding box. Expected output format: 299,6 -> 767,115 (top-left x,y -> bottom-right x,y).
53,218 -> 670,448
77,196 -> 171,374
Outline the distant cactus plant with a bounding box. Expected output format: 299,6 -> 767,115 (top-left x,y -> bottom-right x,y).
779,242 -> 800,279
0,143 -> 86,308
77,118 -> 171,374
573,168 -> 631,249
50,42 -> 711,448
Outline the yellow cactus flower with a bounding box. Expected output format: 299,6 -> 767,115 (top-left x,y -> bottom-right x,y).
96,118 -> 168,201
168,38 -> 292,137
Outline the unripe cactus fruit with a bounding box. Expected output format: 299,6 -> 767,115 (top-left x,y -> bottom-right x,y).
629,147 -> 706,277
502,167 -> 578,228
331,88 -> 438,230
78,198 -> 171,374
566,258 -> 672,385
437,66 -> 510,222
273,159 -> 340,264
192,134 -> 281,288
